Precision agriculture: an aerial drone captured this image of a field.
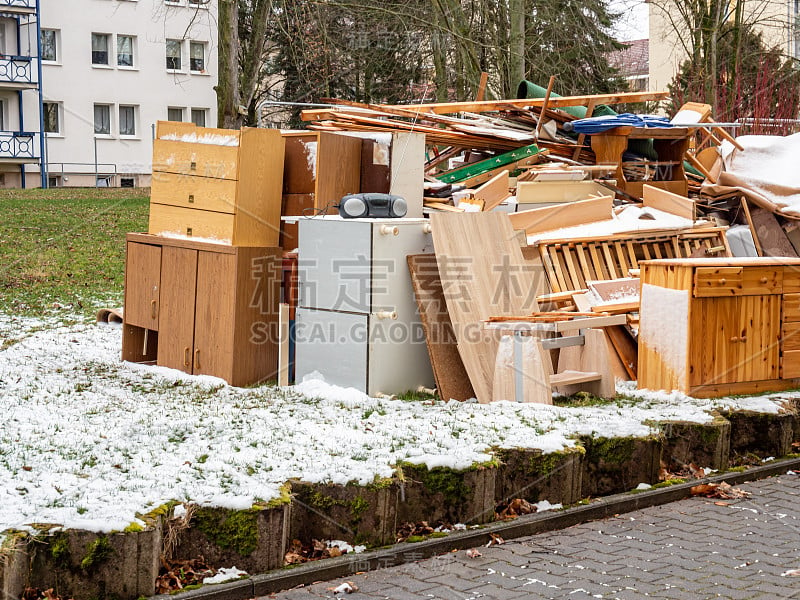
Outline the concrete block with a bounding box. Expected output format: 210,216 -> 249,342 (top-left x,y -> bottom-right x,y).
173,504 -> 289,574
494,447 -> 584,506
660,414 -> 731,470
579,435 -> 663,497
289,480 -> 398,546
720,410 -> 794,459
22,525 -> 161,600
397,463 -> 497,525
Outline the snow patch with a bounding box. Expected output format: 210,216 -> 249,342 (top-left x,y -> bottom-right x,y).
203,566 -> 248,584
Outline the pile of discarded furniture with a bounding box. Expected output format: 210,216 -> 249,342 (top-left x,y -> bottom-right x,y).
121,85 -> 800,401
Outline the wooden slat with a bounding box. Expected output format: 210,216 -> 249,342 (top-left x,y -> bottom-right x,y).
475,170 -> 511,211
509,195 -> 613,233
642,184 -> 696,220
430,213 -> 541,404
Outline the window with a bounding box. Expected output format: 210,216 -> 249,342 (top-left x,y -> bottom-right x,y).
43,102 -> 60,133
166,39 -> 181,70
189,41 -> 205,72
117,35 -> 134,67
92,33 -> 110,65
42,29 -> 58,62
191,108 -> 206,127
167,107 -> 184,121
94,104 -> 111,134
119,105 -> 136,136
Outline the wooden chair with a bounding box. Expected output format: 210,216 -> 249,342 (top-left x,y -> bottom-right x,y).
671,102 -> 744,152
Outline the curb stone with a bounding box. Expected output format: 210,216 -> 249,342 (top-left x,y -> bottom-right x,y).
154,456 -> 800,600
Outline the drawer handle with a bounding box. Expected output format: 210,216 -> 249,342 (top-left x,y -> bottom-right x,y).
760,277 -> 768,284
194,349 -> 200,369
380,225 -> 399,237
718,278 -> 726,285
188,194 -> 195,204
375,310 -> 398,320
190,160 -> 197,171
184,347 -> 191,367
186,227 -> 193,236
151,300 -> 157,319
730,336 -> 748,344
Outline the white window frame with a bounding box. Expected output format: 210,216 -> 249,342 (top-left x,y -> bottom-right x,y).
117,34 -> 136,68
119,104 -> 137,137
167,106 -> 185,122
189,41 -> 206,73
166,39 -> 182,71
91,33 -> 111,66
94,103 -> 112,136
190,108 -> 207,127
41,29 -> 59,63
43,101 -> 62,135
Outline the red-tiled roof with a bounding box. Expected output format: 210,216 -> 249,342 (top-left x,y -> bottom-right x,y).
609,38 -> 649,78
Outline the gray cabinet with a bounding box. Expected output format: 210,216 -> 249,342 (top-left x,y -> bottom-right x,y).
295,217 -> 435,395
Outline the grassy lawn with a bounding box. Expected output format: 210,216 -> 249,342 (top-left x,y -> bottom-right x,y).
0,188 -> 149,321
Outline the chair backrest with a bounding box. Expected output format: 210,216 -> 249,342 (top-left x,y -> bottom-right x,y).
671,102 -> 712,125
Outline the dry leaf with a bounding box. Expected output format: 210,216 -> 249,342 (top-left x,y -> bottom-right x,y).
486,533 -> 505,547
691,482 -> 750,499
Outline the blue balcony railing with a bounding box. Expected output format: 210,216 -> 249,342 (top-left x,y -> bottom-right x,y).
0,131 -> 39,159
0,0 -> 34,8
0,56 -> 34,84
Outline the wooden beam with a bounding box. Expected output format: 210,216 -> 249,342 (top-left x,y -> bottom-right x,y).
642,184 -> 696,221
476,72 -> 489,102
475,170 -> 511,211
572,98 -> 598,161
509,195 -> 614,234
535,76 -> 556,139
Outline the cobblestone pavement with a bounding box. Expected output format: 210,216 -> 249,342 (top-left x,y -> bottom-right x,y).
267,473 -> 800,599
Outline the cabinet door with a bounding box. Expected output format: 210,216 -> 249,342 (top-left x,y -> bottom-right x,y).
124,242 -> 161,330
157,246 -> 198,374
690,295 -> 780,386
193,251 -> 236,381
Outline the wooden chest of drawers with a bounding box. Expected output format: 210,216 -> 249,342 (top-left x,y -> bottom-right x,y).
638,257 -> 800,397
150,121 -> 284,246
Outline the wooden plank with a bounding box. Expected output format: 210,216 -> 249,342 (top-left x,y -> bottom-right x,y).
783,321 -> 800,352
572,98 -> 597,161
430,213 -> 541,404
476,72 -> 488,101
748,204 -> 799,258
783,293 -> 800,320
315,132 -> 362,212
740,198 -> 763,256
236,127 -> 285,247
782,350 -> 800,379
474,170 -> 510,212
509,196 -> 613,234
407,254 -> 476,402
516,180 -> 613,205
642,184 -> 696,221
605,324 -> 638,379
688,379 -> 800,398
549,370 -> 601,386
553,314 -> 627,332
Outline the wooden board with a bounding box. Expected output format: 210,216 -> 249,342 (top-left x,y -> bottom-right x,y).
157,246 -> 198,374
474,170 -> 510,212
407,254 -> 475,402
430,212 -> 541,404
642,184 -> 696,221
509,196 -> 613,234
151,172 -> 238,214
516,180 -> 612,205
748,203 -> 799,258
236,127 -> 285,247
124,242 -> 161,331
315,132 -> 362,212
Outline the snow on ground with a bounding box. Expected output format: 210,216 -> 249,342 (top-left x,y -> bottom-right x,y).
0,316 -> 796,541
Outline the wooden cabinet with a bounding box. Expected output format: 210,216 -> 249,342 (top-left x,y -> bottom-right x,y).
638,257 -> 800,397
122,233 -> 281,387
150,121 -> 284,246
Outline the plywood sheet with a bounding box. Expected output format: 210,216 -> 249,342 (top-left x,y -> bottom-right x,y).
407,254 -> 475,402
749,204 -> 799,258
430,212 -> 540,403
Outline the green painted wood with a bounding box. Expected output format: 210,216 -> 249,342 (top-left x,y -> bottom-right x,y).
437,143 -> 542,183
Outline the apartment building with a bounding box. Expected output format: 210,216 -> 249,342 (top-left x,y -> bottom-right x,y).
0,0 -> 218,188
649,0 -> 796,92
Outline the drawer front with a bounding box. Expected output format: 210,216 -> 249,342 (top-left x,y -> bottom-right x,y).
694,266 -> 782,297
784,267 -> 800,293
783,349 -> 800,379
783,321 -> 800,352
151,171 -> 238,214
784,293 -> 800,321
149,203 -> 235,244
153,139 -> 239,180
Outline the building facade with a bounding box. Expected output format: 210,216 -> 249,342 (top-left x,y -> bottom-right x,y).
7,0 -> 218,188
649,0 -> 797,93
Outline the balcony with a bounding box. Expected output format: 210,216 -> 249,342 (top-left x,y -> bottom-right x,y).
0,131 -> 40,162
0,56 -> 36,88
0,0 -> 35,14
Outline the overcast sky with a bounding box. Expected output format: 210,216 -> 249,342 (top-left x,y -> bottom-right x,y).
611,0 -> 649,41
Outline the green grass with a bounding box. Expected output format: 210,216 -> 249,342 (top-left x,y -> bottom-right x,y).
0,188 -> 149,321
